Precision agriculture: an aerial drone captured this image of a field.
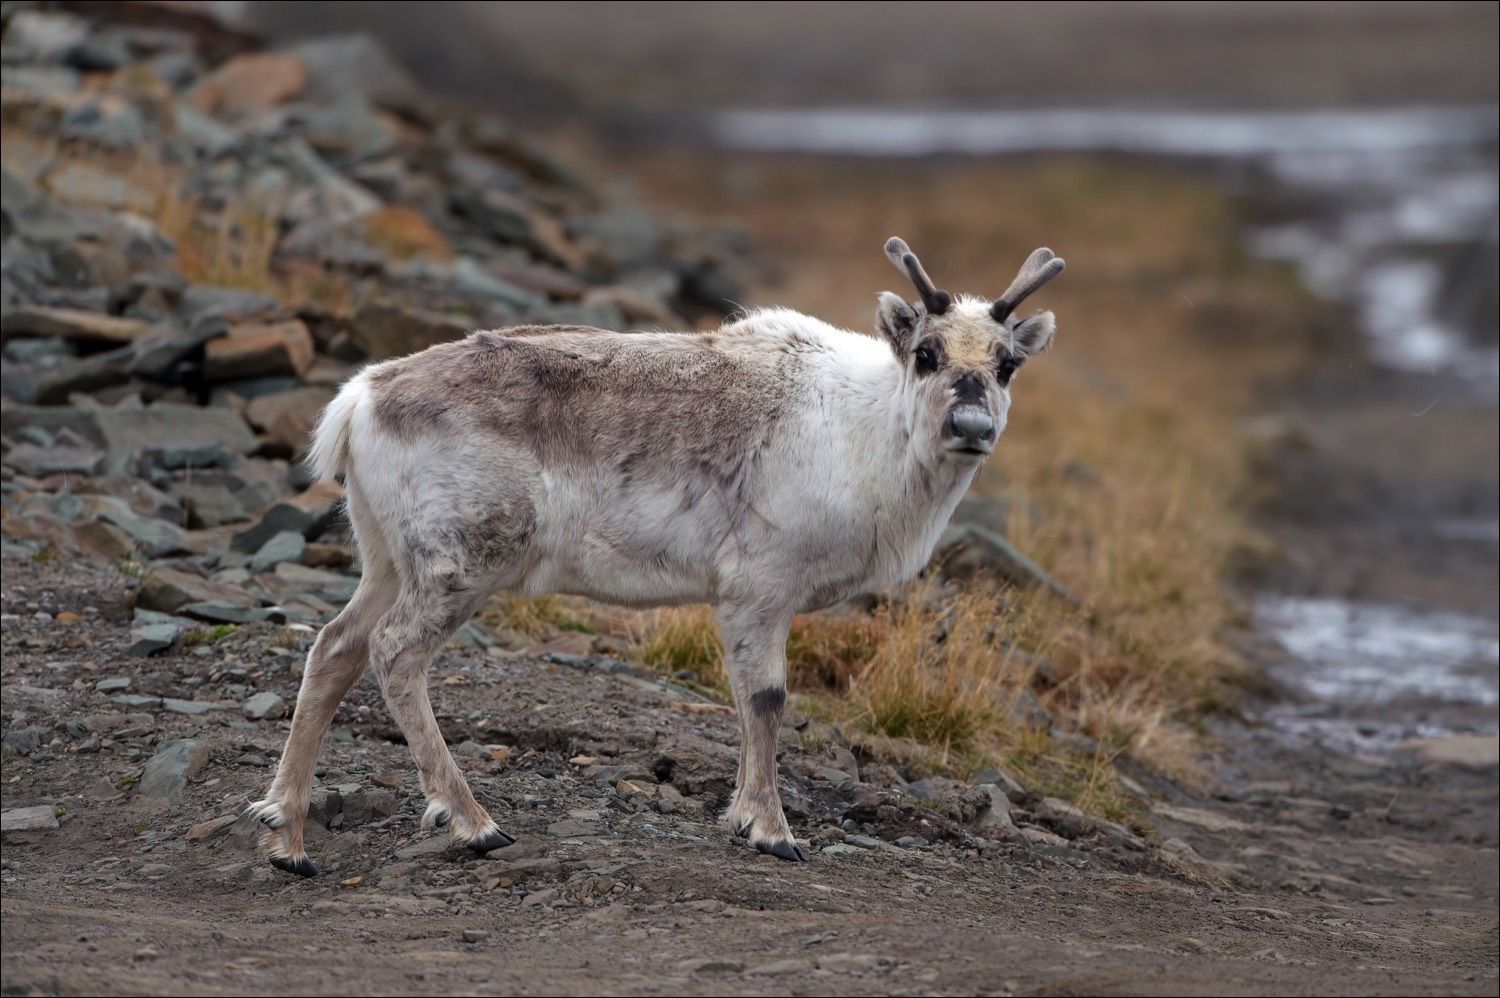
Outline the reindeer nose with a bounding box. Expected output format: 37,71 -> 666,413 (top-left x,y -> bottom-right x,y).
945,407 -> 996,451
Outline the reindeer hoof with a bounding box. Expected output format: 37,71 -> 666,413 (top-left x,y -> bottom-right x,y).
757,838 -> 808,862
271,854 -> 319,878
468,827 -> 516,855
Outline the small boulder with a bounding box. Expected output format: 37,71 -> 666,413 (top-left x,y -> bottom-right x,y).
242,691 -> 285,720
203,320 -> 315,381
138,739 -> 211,801
136,566 -> 259,615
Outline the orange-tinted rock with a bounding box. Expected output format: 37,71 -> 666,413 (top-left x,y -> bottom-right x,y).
188,51 -> 306,115
244,385 -> 333,452
203,320 -> 314,381
363,205 -> 453,261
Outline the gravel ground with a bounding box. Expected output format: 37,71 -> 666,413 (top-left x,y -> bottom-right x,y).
3,555 -> 1495,997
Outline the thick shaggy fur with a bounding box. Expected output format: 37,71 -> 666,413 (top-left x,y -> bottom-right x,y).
249,270 -> 1058,874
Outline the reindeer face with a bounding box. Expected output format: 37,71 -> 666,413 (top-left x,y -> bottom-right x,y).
876,239 -> 1062,462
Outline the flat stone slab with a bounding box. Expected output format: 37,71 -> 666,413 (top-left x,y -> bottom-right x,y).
2,805 -> 59,833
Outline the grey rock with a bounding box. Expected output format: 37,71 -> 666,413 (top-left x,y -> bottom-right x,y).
137,566 -> 259,615
3,11 -> 91,64
975,784 -> 1018,832
138,739 -> 211,800
547,817 -> 603,838
128,623 -> 182,657
293,34 -> 424,109
171,480 -> 248,528
173,105 -> 240,157
177,602 -> 274,625
831,745 -> 860,782
450,187 -> 532,244
230,501 -> 332,554
95,677 -> 132,693
340,789 -> 399,826
969,768 -> 1029,803
141,441 -> 240,473
177,285 -> 280,326
0,402 -> 106,451
306,790 -> 343,827
1,164 -> 106,246
1,726 -> 50,757
894,835 -> 929,849
114,694 -> 164,708
61,97 -> 150,149
934,523 -> 1075,602
820,843 -> 870,856
3,346 -> 138,404
8,425 -> 54,447
162,698 -> 226,716
295,96 -> 398,164
0,63 -> 81,99
450,257 -> 542,308
2,442 -> 105,477
351,297 -> 473,361
126,317 -> 224,381
271,561 -> 356,601
97,404 -> 257,462
1,805 -> 59,833
249,530 -> 307,573
3,337 -> 72,364
242,691 -> 285,720
77,494 -> 192,559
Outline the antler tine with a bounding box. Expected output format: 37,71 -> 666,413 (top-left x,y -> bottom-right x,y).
990,248 -> 1066,323
884,237 -> 952,315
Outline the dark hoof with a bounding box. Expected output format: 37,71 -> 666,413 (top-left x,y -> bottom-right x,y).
271,854 -> 319,878
468,827 -> 516,855
431,808 -> 450,828
756,838 -> 808,862
257,812 -> 283,830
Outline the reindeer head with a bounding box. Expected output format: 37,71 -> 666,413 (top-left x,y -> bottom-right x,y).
876,237 -> 1063,462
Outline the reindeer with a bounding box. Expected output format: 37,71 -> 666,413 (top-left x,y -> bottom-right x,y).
247,238 -> 1064,876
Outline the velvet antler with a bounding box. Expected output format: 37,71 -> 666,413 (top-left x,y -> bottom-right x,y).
884,237 -> 952,315
991,248 -> 1066,323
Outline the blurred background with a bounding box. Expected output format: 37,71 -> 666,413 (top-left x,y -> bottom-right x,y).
2,1 -> 1496,780
251,0 -> 1500,754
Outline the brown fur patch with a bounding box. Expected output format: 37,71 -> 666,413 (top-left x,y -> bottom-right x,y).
942,319 -> 996,371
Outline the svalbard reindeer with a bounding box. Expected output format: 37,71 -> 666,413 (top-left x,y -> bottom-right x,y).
248,237 -> 1064,876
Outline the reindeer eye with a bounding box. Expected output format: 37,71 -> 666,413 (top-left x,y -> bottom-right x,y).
996,356 -> 1019,386
914,344 -> 939,376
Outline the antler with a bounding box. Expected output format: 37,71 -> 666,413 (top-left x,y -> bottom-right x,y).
990,248 -> 1066,323
884,237 -> 952,316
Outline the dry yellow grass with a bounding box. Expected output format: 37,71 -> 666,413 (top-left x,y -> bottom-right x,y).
9,111 -> 1320,810
599,150 -> 1318,803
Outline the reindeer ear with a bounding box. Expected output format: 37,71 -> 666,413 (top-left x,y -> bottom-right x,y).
1011,310 -> 1055,360
876,292 -> 919,356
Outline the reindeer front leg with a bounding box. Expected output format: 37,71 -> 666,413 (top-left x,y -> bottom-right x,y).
716,600 -> 805,861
